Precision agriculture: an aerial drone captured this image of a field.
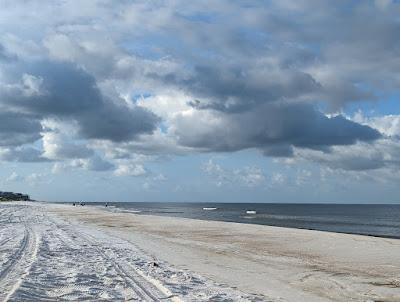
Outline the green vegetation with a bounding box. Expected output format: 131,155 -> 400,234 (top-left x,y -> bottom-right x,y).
0,191 -> 30,201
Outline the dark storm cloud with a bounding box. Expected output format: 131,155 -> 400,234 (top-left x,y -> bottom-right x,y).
0,112 -> 42,146
2,62 -> 160,143
150,64 -> 320,113
262,144 -> 294,158
174,103 -> 381,153
78,100 -> 159,142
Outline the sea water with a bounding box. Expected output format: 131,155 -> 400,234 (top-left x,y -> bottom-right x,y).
86,202 -> 400,239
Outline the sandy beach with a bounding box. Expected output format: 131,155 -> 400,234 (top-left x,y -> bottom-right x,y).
1,202 -> 400,301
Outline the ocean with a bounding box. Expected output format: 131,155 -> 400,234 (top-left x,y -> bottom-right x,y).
86,202 -> 400,239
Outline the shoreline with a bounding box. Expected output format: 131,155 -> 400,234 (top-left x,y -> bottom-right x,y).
46,200 -> 400,240
118,212 -> 400,240
45,201 -> 400,302
3,201 -> 399,301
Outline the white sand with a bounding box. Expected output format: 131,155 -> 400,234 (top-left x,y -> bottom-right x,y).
1,202 -> 400,301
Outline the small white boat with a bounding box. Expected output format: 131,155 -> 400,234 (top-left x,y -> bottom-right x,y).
246,210 -> 257,214
203,207 -> 218,211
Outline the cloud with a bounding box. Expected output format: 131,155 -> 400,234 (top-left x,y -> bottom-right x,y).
71,155 -> 115,172
142,173 -> 167,190
234,166 -> 265,187
271,172 -> 285,185
1,61 -> 160,143
4,171 -> 51,186
42,131 -> 93,160
5,172 -> 22,182
296,137 -> 400,172
354,112 -> 400,137
152,63 -> 320,113
0,146 -> 48,162
202,159 -> 265,187
51,155 -> 114,173
26,172 -> 50,186
296,114 -> 400,172
173,103 -> 381,153
0,112 -> 42,146
0,43 -> 17,62
295,169 -> 313,186
0,0 -> 399,183
114,163 -> 147,177
131,1 -> 400,113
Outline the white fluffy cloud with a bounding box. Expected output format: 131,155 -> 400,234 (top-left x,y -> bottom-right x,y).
202,159 -> 265,187
114,162 -> 147,177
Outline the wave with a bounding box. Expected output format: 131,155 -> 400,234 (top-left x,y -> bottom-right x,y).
203,207 -> 218,211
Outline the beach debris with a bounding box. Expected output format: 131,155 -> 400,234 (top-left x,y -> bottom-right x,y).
151,261 -> 159,267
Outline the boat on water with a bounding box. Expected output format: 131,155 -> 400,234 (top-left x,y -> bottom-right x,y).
203,207 -> 218,211
246,210 -> 257,214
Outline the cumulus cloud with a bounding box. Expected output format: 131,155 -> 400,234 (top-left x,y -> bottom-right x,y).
173,103 -> 381,153
271,172 -> 286,185
295,136 -> 400,173
42,131 -> 93,160
0,146 -> 48,162
152,64 -> 320,113
293,113 -> 400,172
5,172 -> 22,182
1,62 -> 160,142
0,43 -> 16,62
71,156 -> 114,172
26,172 -> 50,186
114,163 -> 147,177
0,0 -> 399,181
354,112 -> 400,137
0,112 -> 42,146
51,155 -> 114,173
202,159 -> 265,187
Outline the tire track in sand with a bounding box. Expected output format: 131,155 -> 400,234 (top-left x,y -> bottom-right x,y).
59,221 -> 171,302
11,217 -> 174,301
0,224 -> 38,301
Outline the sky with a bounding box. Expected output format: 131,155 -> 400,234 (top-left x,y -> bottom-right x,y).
0,0 -> 399,203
